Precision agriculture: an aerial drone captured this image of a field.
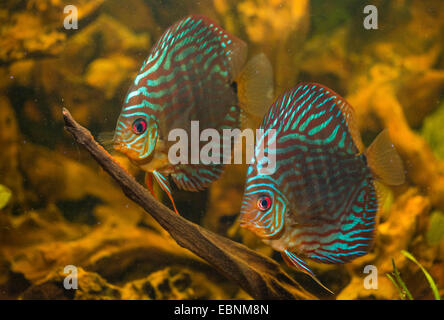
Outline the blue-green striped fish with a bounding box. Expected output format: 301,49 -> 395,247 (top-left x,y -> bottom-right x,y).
240,83 -> 405,292
105,15 -> 273,213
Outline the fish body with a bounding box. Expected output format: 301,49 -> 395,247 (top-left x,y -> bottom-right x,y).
109,15 -> 273,209
240,82 -> 404,291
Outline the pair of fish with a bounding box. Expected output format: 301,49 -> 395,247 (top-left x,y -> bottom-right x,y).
104,15 -> 405,292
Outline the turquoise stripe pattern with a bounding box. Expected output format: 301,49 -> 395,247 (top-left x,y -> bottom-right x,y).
111,15 -> 246,191
240,82 -> 379,266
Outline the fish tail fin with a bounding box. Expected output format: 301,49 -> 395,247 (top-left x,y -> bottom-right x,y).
282,250 -> 334,295
365,129 -> 405,186
236,53 -> 274,129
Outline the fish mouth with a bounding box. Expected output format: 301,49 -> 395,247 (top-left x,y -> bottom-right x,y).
113,143 -> 135,158
239,217 -> 258,235
113,142 -> 153,164
239,210 -> 257,232
239,217 -> 252,229
241,218 -> 285,240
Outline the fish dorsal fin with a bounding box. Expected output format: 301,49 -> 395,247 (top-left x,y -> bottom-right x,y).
226,36 -> 248,81
306,83 -> 364,153
157,14 -> 247,82
282,250 -> 334,295
190,15 -> 248,80
365,129 -> 405,186
236,53 -> 274,122
337,97 -> 364,153
170,164 -> 224,192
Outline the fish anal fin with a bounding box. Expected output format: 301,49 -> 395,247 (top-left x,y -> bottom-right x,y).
282,249 -> 334,295
236,53 -> 274,119
365,129 -> 405,186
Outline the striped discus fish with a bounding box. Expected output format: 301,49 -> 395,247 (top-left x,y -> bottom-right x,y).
240,83 -> 405,293
104,15 -> 273,213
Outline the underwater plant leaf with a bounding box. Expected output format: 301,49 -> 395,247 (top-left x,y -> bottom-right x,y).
0,184 -> 12,209
426,211 -> 444,246
421,101 -> 444,160
389,258 -> 413,300
386,273 -> 406,300
401,250 -> 441,300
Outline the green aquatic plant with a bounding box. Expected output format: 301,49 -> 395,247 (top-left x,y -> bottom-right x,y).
387,250 -> 441,300
402,250 -> 441,300
0,184 -> 12,209
387,258 -> 413,300
426,211 -> 444,246
421,101 -> 444,160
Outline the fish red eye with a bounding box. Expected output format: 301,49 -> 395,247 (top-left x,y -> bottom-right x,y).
132,118 -> 147,135
257,195 -> 271,211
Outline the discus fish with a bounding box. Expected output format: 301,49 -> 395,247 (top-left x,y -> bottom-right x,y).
240,83 -> 405,293
103,15 -> 273,213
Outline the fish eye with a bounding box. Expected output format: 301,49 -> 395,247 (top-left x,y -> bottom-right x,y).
132,118 -> 147,135
257,195 -> 272,211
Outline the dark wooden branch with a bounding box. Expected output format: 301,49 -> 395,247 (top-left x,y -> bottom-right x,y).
62,108 -> 316,300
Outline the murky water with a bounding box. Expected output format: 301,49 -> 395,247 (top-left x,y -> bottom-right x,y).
0,0 -> 443,300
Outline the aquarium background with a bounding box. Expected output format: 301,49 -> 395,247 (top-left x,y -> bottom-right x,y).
0,0 -> 443,300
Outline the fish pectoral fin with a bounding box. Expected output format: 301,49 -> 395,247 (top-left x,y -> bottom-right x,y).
365,129 -> 405,186
236,53 -> 274,123
282,249 -> 334,295
144,173 -> 158,200
152,170 -> 180,215
96,131 -> 116,154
